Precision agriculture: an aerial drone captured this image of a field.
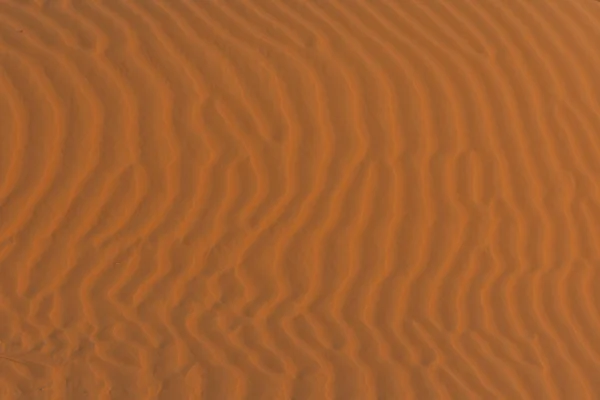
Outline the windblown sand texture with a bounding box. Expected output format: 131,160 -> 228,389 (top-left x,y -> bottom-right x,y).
2,0 -> 600,398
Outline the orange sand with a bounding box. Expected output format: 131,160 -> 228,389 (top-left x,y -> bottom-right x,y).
2,0 -> 600,398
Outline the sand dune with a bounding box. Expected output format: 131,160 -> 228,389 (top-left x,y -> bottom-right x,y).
2,0 -> 600,398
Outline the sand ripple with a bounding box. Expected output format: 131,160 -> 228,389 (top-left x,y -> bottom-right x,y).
1,0 -> 600,398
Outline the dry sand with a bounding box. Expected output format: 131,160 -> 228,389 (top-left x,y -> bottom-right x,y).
1,0 -> 600,398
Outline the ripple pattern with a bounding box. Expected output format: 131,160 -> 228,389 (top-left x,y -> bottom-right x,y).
1,0 -> 600,398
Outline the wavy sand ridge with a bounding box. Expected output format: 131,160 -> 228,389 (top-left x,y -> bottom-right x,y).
1,0 -> 600,398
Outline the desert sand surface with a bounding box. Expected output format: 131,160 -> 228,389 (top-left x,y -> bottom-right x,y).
2,0 -> 600,399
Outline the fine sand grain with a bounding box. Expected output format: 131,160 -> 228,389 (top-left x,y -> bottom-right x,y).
2,0 -> 600,399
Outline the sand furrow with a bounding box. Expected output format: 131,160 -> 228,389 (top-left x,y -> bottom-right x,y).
0,63 -> 27,216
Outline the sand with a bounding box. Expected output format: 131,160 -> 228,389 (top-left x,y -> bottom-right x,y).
1,0 -> 600,398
